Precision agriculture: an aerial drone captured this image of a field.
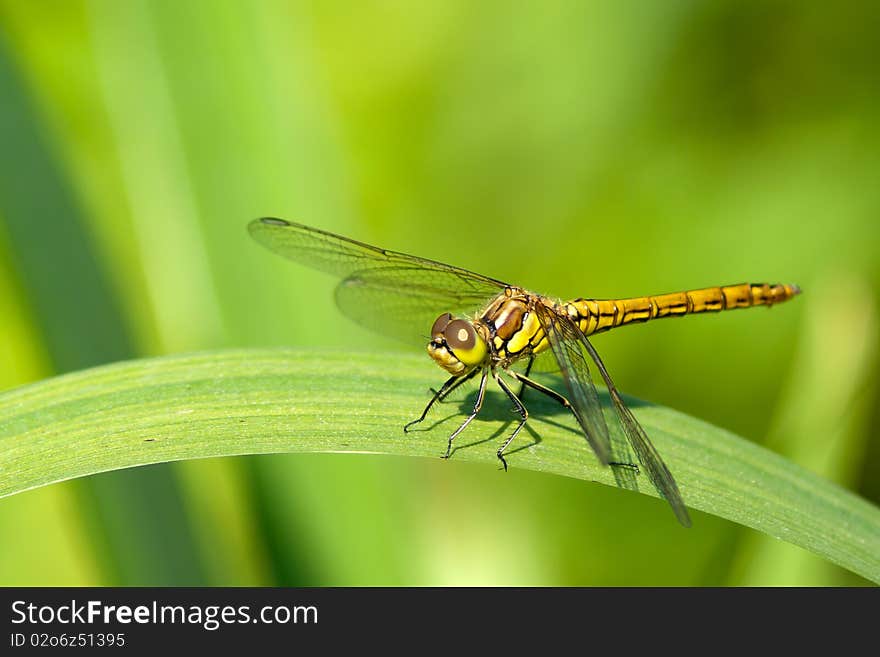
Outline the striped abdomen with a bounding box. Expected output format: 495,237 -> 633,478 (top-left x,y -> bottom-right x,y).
567,283 -> 801,337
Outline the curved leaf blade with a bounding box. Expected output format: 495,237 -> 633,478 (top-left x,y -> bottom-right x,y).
0,348 -> 877,583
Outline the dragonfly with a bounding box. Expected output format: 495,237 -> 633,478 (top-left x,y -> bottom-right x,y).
249,217 -> 800,526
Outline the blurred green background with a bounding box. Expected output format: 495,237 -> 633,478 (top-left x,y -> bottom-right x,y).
0,0 -> 878,586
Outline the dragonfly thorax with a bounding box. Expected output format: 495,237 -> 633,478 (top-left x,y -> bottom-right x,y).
479,288 -> 551,365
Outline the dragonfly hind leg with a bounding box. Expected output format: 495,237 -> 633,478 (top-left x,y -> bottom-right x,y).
508,370 -> 640,474
494,374 -> 529,472
515,354 -> 535,400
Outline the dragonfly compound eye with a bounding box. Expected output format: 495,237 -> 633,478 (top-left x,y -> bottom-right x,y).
443,319 -> 487,367
431,312 -> 454,338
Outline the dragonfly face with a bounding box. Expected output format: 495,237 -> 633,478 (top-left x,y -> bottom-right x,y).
427,312 -> 489,376
249,216 -> 801,528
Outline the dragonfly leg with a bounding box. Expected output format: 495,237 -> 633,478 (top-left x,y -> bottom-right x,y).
494,374 -> 528,472
405,374 -> 461,432
441,368 -> 489,459
515,354 -> 535,401
509,370 -> 570,408
430,368 -> 478,404
508,370 -> 639,473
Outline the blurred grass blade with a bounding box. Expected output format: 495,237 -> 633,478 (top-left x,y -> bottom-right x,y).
729,274 -> 878,585
1,348 -> 878,584
0,32 -> 205,585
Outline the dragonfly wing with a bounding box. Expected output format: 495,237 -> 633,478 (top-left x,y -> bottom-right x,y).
533,303 -> 612,466
578,335 -> 692,527
249,218 -> 507,344
334,266 -> 505,344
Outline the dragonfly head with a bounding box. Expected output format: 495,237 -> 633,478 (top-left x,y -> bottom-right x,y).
427,312 -> 489,375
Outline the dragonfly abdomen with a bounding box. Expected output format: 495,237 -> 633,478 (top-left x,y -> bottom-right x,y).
569,282 -> 801,336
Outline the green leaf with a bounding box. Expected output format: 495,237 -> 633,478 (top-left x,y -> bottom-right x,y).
1,348 -> 878,583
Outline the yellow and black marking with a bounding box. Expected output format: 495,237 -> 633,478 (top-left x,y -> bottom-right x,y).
566,283 -> 801,337
477,283 -> 800,362
478,288 -> 549,362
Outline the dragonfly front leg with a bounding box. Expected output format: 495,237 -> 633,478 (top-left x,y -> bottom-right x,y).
494,374 -> 528,472
429,368 -> 478,404
441,368 -> 489,460
404,374 -> 461,432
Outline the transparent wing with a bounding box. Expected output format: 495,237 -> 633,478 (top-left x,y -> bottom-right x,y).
334,267 -> 507,344
533,303 -> 612,466
249,218 -> 508,343
579,335 -> 692,527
